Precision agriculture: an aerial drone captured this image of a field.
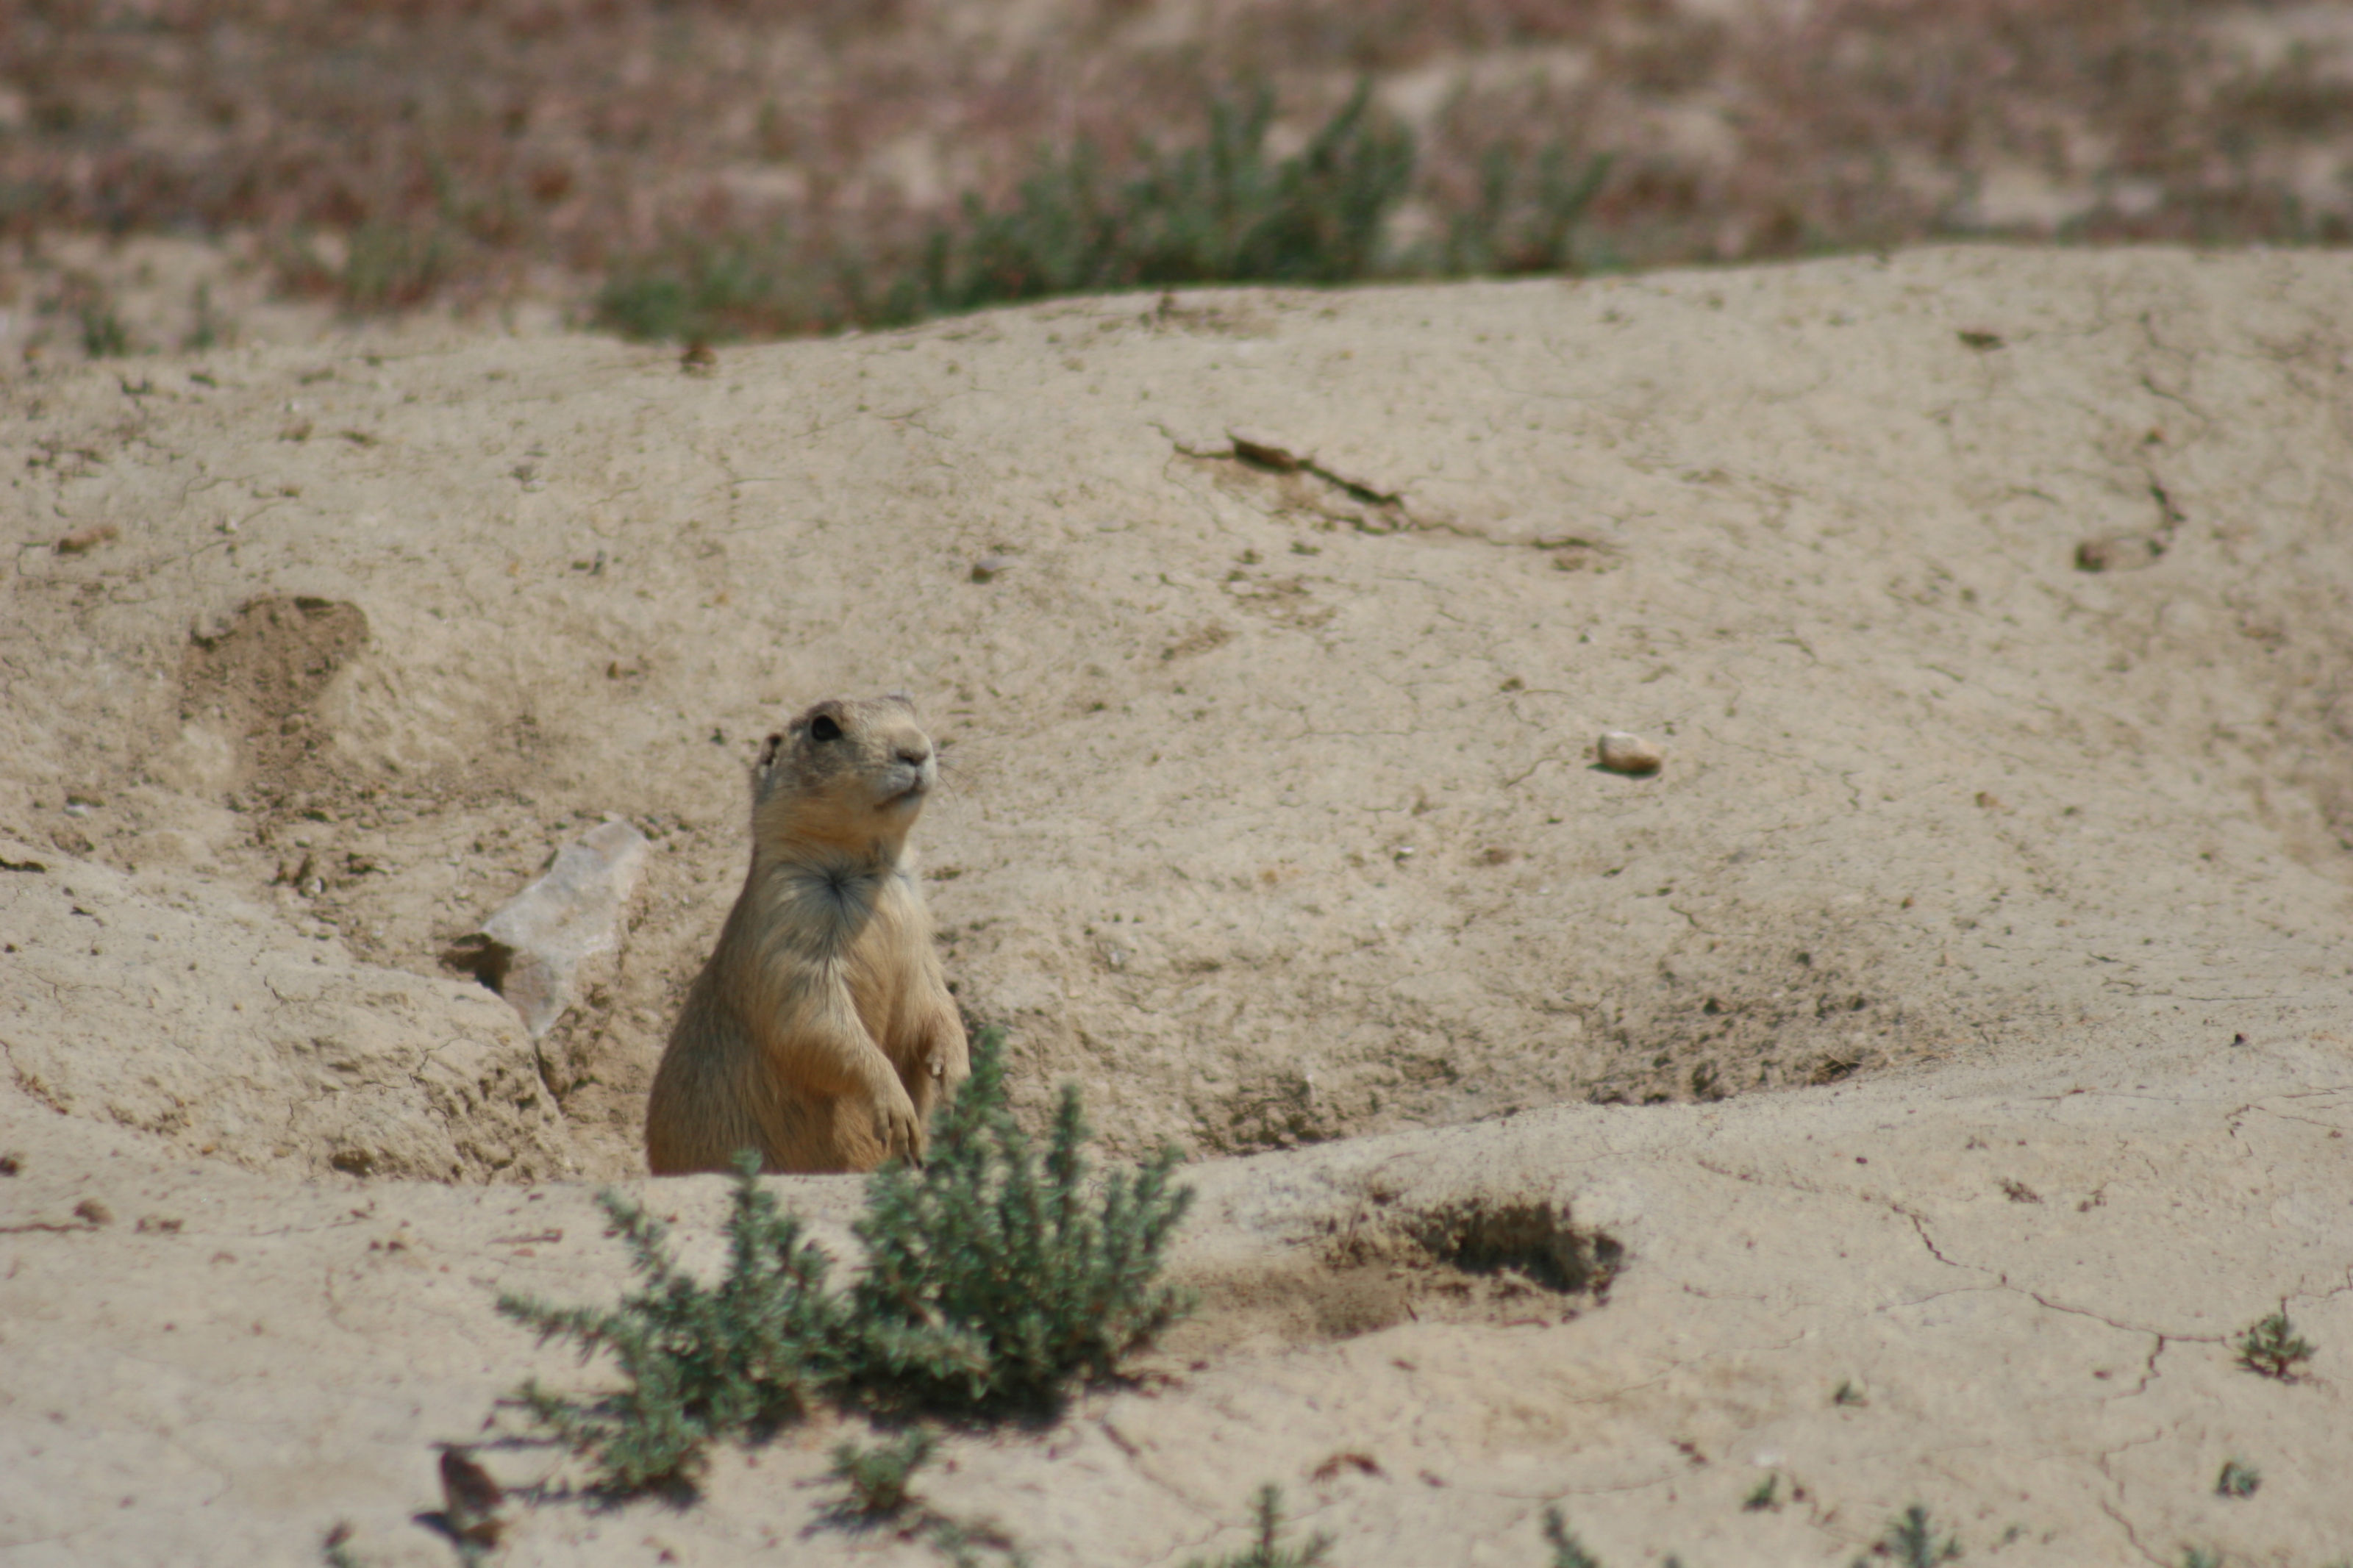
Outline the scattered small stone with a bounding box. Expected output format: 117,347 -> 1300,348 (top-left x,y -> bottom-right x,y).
74,1198 -> 113,1227
679,340 -> 717,375
54,523 -> 119,555
969,554 -> 1016,583
1957,329 -> 2005,351
437,1446 -> 507,1549
2075,534 -> 2165,573
0,1151 -> 21,1175
1596,731 -> 1664,775
1231,434 -> 1304,473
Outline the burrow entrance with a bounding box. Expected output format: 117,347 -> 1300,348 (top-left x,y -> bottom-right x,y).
1166,1196 -> 1621,1356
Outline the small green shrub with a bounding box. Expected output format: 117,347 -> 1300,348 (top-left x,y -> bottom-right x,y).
1878,1505 -> 1961,1567
1185,1486 -> 1333,1568
1540,1507 -> 1603,1568
2233,1310 -> 2315,1380
823,1427 -> 940,1522
1743,1472 -> 1781,1511
275,221 -> 463,315
842,1025 -> 1194,1416
1435,143 -> 1612,277
814,1425 -> 1032,1565
594,85 -> 1610,342
849,83 -> 1416,331
341,222 -> 455,312
496,1026 -> 1190,1489
593,225 -> 826,344
78,303 -> 129,359
497,1156 -> 843,1490
2215,1458 -> 2260,1499
184,282 -> 222,352
2179,1550 -> 2223,1568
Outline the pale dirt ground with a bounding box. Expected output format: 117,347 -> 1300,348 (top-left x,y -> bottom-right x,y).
2,246 -> 2351,1566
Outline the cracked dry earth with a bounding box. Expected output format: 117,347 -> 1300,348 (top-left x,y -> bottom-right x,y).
3,246 -> 2352,1565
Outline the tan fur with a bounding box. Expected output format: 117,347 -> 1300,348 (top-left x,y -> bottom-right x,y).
644,695 -> 969,1175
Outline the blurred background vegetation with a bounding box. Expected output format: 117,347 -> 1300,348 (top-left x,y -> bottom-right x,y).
3,0 -> 2349,352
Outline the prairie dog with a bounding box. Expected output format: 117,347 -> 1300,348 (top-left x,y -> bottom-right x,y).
645,695 -> 969,1174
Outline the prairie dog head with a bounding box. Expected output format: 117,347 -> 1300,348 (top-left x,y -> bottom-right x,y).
749,694 -> 938,861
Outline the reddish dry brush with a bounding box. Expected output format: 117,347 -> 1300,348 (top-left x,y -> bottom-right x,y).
4,0 -> 2349,334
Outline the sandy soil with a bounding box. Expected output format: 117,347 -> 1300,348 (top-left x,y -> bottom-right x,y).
2,245 -> 2350,1566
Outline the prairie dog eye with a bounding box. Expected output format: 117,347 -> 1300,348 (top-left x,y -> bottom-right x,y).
810,714 -> 843,742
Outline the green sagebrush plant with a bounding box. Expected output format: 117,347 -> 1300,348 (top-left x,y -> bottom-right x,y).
495,1025 -> 1192,1490
497,1159 -> 843,1491
595,82 -> 1607,343
846,1026 -> 1195,1414
1185,1486 -> 1333,1568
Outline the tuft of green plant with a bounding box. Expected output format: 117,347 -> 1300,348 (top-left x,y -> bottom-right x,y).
1743,1472 -> 1782,1511
1436,143 -> 1612,277
2179,1550 -> 2224,1568
184,282 -> 221,353
1832,1379 -> 1867,1406
813,1425 -> 1032,1566
1878,1504 -> 1961,1567
591,83 -> 1599,343
2232,1309 -> 2315,1380
275,222 -> 461,316
78,303 -> 129,359
1540,1506 -> 1604,1568
340,222 -> 455,312
859,84 -> 1415,331
824,1427 -> 940,1523
926,1514 -> 1034,1568
2214,1458 -> 2260,1499
840,1025 -> 1193,1415
496,1153 -> 843,1492
593,225 -> 826,344
1185,1486 -> 1334,1568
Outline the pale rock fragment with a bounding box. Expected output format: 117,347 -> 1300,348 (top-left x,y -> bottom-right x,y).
1596,730 -> 1665,775
446,818 -> 649,1039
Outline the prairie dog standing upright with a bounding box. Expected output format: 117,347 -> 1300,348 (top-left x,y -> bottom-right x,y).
645,695 -> 968,1174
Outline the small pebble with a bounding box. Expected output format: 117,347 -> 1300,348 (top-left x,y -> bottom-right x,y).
55,523 -> 119,555
969,554 -> 1016,583
1596,731 -> 1665,776
2075,534 -> 2165,573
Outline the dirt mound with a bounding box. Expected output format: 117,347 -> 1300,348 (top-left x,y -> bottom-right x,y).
4,246 -> 2352,1184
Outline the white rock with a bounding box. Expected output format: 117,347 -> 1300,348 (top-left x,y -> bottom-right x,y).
457,819 -> 649,1040
1596,730 -> 1665,775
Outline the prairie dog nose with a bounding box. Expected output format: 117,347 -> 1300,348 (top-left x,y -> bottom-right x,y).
896,740 -> 934,768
